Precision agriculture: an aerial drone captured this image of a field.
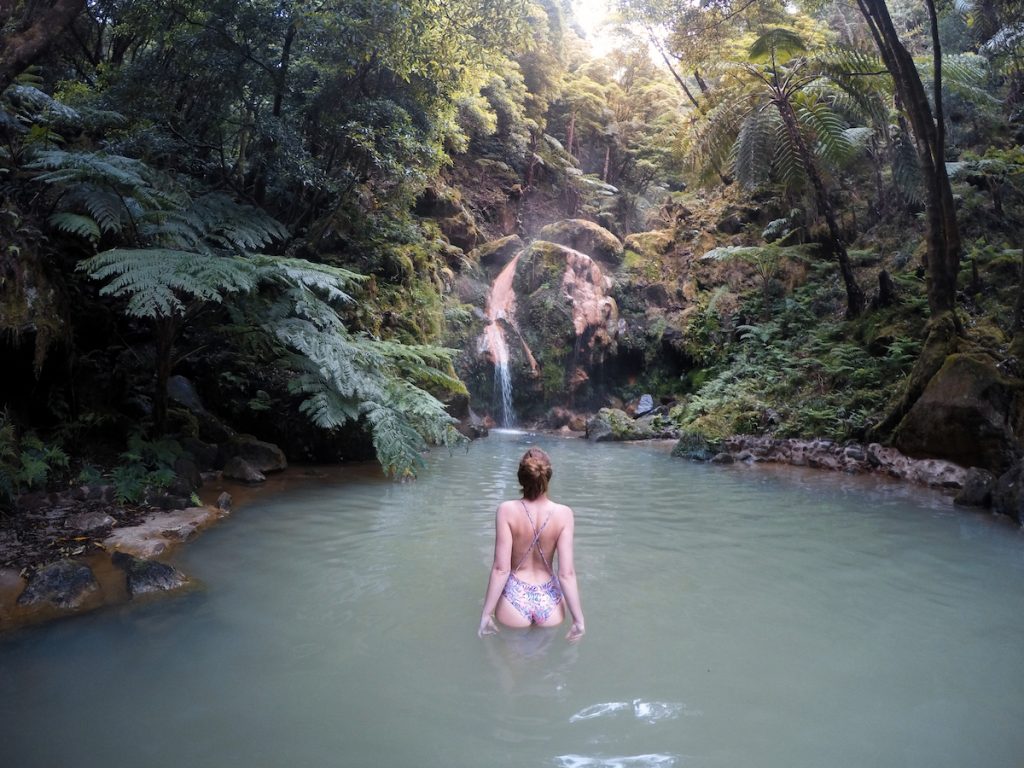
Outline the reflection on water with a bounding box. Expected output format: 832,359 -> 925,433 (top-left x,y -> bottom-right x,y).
2,431 -> 1024,768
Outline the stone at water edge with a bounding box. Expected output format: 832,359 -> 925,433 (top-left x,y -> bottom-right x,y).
111,552 -> 190,597
17,559 -> 99,609
636,394 -> 655,416
473,235 -> 524,271
954,468 -> 996,508
586,408 -> 657,442
64,511 -> 117,534
893,353 -> 1024,474
103,506 -> 227,559
222,456 -> 266,483
221,434 -> 287,473
991,460 -> 1024,524
217,491 -> 232,512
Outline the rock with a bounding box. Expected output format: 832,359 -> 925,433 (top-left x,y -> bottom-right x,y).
223,456 -> 266,483
636,394 -> 655,416
182,437 -> 219,472
536,219 -> 624,266
955,468 -> 996,507
171,455 -> 202,497
893,353 -> 1024,473
586,408 -> 657,441
473,235 -> 523,271
672,432 -> 720,461
992,461 -> 1024,523
568,414 -> 587,432
710,452 -> 735,464
111,552 -> 190,597
716,214 -> 744,234
439,211 -> 481,252
217,492 -> 232,512
222,434 -> 287,473
103,506 -> 227,559
623,229 -> 674,259
17,559 -> 99,609
64,511 -> 116,534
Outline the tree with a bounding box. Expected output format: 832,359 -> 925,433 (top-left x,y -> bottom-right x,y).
687,27 -> 870,316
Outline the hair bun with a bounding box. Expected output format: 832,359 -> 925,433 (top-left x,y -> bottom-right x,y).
518,448 -> 552,500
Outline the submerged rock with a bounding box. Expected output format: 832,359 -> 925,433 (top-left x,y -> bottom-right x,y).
672,432 -> 720,462
111,552 -> 190,597
17,559 -> 99,609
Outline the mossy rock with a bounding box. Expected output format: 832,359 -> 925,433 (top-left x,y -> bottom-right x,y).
536,219 -> 624,266
671,430 -> 721,461
586,407 -> 655,442
472,235 -> 523,272
894,351 -> 1024,472
624,229 -> 675,260
514,240 -> 574,295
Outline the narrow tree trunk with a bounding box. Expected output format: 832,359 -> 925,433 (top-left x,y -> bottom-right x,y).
566,111 -> 576,160
775,97 -> 864,317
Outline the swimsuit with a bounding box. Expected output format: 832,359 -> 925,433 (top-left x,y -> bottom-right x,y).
501,501 -> 563,623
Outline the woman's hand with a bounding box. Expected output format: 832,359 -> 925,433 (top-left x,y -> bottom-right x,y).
478,614 -> 499,638
566,621 -> 585,644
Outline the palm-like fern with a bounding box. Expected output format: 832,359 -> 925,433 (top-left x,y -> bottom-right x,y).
33,148 -> 460,477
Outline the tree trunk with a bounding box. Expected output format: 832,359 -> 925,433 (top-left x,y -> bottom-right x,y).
856,0 -> 961,319
0,0 -> 88,93
775,97 -> 864,317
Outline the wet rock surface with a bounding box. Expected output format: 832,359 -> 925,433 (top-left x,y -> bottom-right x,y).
17,559 -> 99,609
674,434 -> 969,489
111,552 -> 190,597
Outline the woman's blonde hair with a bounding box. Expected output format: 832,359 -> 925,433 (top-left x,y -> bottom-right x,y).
518,447 -> 552,500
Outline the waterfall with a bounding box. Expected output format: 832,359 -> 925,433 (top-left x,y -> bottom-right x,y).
481,254 -> 523,427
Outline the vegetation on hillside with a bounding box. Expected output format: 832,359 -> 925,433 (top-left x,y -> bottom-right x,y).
1,0 -> 1023,500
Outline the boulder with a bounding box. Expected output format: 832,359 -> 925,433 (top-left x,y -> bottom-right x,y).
182,437 -> 219,472
217,491 -> 232,512
223,456 -> 266,483
623,229 -> 674,259
473,235 -> 523,271
672,432 -> 720,462
221,434 -> 287,473
954,467 -> 996,508
586,408 -> 656,442
536,219 -> 624,266
893,353 -> 1024,473
992,460 -> 1024,524
17,559 -> 99,609
111,552 -> 190,597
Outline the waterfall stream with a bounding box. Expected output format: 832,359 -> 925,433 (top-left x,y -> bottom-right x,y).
481,253 -> 523,427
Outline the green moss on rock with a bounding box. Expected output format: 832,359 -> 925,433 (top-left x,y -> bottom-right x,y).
536,219 -> 624,266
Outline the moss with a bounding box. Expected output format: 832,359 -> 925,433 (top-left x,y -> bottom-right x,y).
623,229 -> 674,259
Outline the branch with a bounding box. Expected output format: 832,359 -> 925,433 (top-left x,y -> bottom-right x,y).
0,0 -> 88,93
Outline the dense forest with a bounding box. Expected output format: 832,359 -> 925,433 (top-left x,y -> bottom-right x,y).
1,0 -> 1023,508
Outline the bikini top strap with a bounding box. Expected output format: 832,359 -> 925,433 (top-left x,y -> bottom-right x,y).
513,500 -> 554,573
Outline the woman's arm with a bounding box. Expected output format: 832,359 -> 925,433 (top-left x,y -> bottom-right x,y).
478,504 -> 513,637
556,509 -> 585,642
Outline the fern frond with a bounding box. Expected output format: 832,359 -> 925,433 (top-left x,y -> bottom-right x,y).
794,96 -> 854,166
79,248 -> 259,318
733,108 -> 776,190
48,212 -> 100,241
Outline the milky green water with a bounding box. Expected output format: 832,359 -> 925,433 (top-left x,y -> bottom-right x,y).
2,431 -> 1024,768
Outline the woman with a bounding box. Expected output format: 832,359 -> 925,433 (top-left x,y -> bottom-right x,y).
478,447 -> 585,643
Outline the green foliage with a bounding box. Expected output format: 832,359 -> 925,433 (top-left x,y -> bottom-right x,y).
0,412 -> 69,506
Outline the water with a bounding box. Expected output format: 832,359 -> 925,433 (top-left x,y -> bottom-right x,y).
495,359 -> 517,426
3,432 -> 1024,767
